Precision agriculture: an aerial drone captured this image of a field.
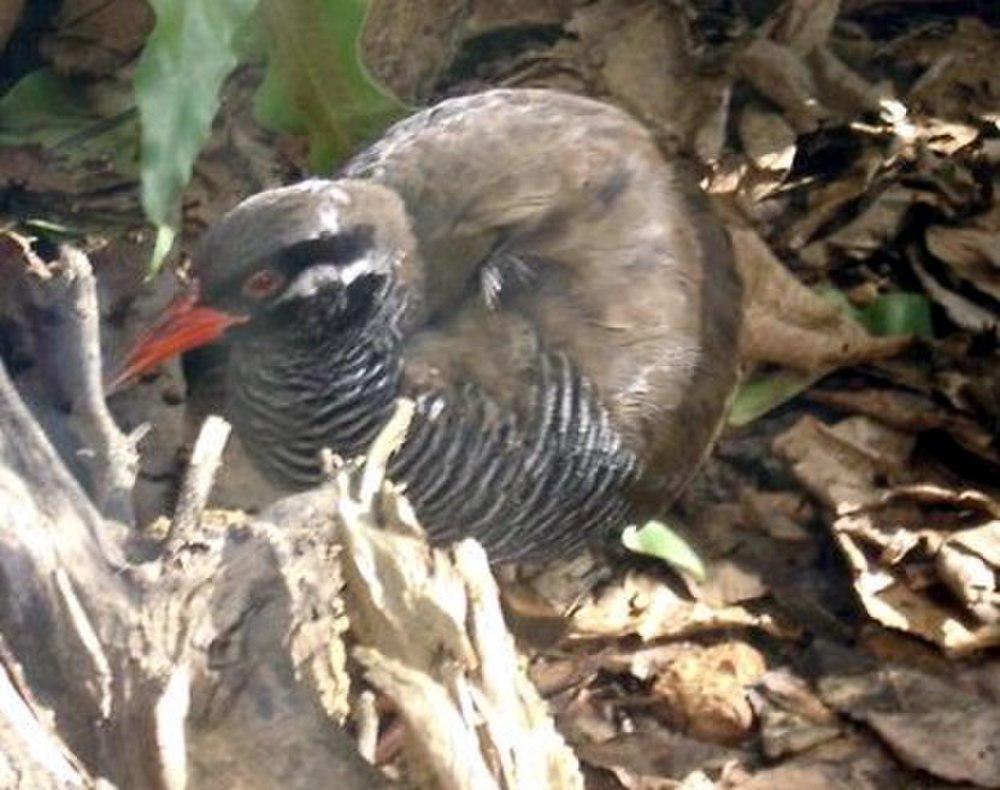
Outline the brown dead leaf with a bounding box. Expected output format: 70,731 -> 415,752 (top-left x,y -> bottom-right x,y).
682,497 -> 819,609
782,148 -> 884,250
693,85 -> 732,166
740,490 -> 815,543
360,0 -> 469,103
723,735 -> 911,789
567,0 -> 728,154
864,340 -> 1000,431
696,561 -> 770,609
799,183 -> 948,268
809,387 -> 1000,470
750,668 -> 841,759
839,485 -> 1000,654
577,731 -> 741,788
890,17 -> 1000,124
738,104 -> 797,173
650,641 -> 768,745
926,211 -> 1000,309
837,514 -> 1000,654
775,413 -> 1000,651
557,687 -> 620,746
739,37 -> 829,133
739,9 -> 887,138
913,257 -> 998,332
772,0 -> 841,54
773,414 -> 914,512
569,571 -> 790,642
528,653 -> 603,697
732,226 -> 911,371
818,664 -> 1000,786
508,552 -> 605,618
912,115 -> 981,155
362,0 -> 581,102
0,0 -> 24,52
0,146 -> 83,193
939,521 -> 1000,625
807,45 -> 886,118
41,0 -> 153,77
857,626 -> 956,676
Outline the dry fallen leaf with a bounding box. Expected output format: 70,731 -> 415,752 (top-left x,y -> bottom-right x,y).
576,731 -> 740,788
773,414 -> 914,512
567,0 -> 727,153
732,226 -> 911,371
809,386 -> 1000,471
772,0 -> 841,54
650,641 -> 768,745
569,570 -> 790,642
837,517 -> 1000,655
818,664 -> 1000,787
781,148 -> 884,250
749,668 -> 841,759
725,735 -> 911,789
798,183 -> 949,269
913,256 -> 998,333
926,224 -> 1000,303
738,37 -> 829,133
740,490 -> 815,543
775,415 -> 1000,653
939,521 -> 1000,625
41,0 -> 154,76
889,17 -> 1000,124
738,104 -> 797,173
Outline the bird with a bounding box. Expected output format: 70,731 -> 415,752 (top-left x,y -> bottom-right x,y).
114,88 -> 742,562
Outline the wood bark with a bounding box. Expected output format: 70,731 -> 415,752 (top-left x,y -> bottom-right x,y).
0,241 -> 384,788
0,238 -> 582,788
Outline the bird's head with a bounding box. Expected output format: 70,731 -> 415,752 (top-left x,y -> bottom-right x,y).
110,179 -> 416,390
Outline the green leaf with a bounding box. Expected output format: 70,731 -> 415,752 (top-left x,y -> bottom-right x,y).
0,70 -> 94,147
857,292 -> 934,338
0,69 -> 138,171
134,0 -> 258,269
728,288 -> 933,427
148,224 -> 178,278
622,521 -> 706,581
815,285 -> 863,323
727,369 -> 822,427
254,0 -> 407,172
817,286 -> 934,338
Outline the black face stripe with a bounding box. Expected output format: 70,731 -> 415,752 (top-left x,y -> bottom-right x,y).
205,223 -> 377,305
278,223 -> 376,270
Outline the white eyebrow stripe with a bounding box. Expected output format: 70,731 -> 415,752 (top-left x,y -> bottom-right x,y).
338,255 -> 373,285
278,264 -> 342,301
275,253 -> 377,302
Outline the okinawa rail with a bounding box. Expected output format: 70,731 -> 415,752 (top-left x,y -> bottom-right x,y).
116,89 -> 742,562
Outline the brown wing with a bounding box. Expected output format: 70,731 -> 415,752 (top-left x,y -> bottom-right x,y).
343,89 -> 741,507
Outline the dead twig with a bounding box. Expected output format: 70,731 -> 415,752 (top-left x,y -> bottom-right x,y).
1,235 -> 141,523
167,414 -> 232,549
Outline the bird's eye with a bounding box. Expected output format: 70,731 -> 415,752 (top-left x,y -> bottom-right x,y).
242,269 -> 285,300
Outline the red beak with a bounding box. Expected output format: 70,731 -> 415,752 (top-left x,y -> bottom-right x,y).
108,280 -> 245,393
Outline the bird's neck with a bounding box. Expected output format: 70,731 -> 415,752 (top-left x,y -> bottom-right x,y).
227,291 -> 403,488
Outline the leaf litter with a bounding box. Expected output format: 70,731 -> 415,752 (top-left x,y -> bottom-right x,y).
1,0 -> 999,787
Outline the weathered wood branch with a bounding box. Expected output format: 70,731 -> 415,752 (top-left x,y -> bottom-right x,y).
0,239 -> 578,789
2,237 -> 141,523
0,365 -> 388,786
0,241 -> 384,788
